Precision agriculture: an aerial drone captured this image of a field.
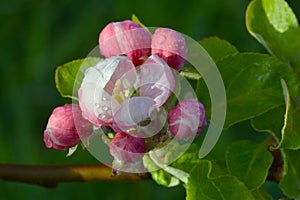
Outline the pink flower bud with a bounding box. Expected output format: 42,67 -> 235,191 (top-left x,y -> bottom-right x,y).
99,20 -> 151,66
151,28 -> 187,71
44,105 -> 93,150
168,99 -> 207,140
110,132 -> 146,162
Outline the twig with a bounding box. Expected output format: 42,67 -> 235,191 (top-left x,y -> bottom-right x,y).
0,163 -> 150,188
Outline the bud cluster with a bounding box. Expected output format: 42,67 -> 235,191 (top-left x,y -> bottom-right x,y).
44,19 -> 207,173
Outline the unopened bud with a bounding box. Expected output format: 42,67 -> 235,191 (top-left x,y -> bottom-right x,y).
110,132 -> 146,162
151,28 -> 187,70
99,20 -> 151,66
168,99 -> 207,140
43,105 -> 92,150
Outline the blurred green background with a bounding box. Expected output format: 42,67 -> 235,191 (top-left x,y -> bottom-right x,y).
0,0 -> 299,199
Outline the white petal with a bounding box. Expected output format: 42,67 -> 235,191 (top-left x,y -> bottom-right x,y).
139,55 -> 175,107
113,96 -> 155,132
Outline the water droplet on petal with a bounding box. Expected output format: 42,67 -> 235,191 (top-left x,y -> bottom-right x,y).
95,103 -> 100,108
98,113 -> 106,119
102,106 -> 110,111
102,96 -> 108,101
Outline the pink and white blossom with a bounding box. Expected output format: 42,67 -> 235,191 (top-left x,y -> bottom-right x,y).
78,55 -> 175,135
112,96 -> 155,133
139,55 -> 175,107
78,56 -> 136,127
168,99 -> 207,140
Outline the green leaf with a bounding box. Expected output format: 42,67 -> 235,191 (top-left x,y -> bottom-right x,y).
143,154 -> 180,187
251,189 -> 273,200
151,169 -> 180,187
279,107 -> 300,149
170,141 -> 202,170
142,146 -> 192,187
251,107 -> 284,141
186,160 -> 255,200
226,140 -> 273,189
217,53 -> 298,128
262,0 -> 298,33
252,80 -> 300,150
209,160 -> 229,178
55,57 -> 102,99
199,37 -> 239,63
275,80 -> 300,149
143,138 -> 207,187
246,0 -> 300,72
279,149 -> 300,199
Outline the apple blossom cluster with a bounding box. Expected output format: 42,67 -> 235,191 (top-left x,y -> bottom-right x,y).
43,20 -> 207,171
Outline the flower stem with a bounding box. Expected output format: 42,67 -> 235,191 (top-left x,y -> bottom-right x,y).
0,163 -> 150,188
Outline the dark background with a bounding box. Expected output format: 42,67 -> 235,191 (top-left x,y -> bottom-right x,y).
0,0 -> 299,199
